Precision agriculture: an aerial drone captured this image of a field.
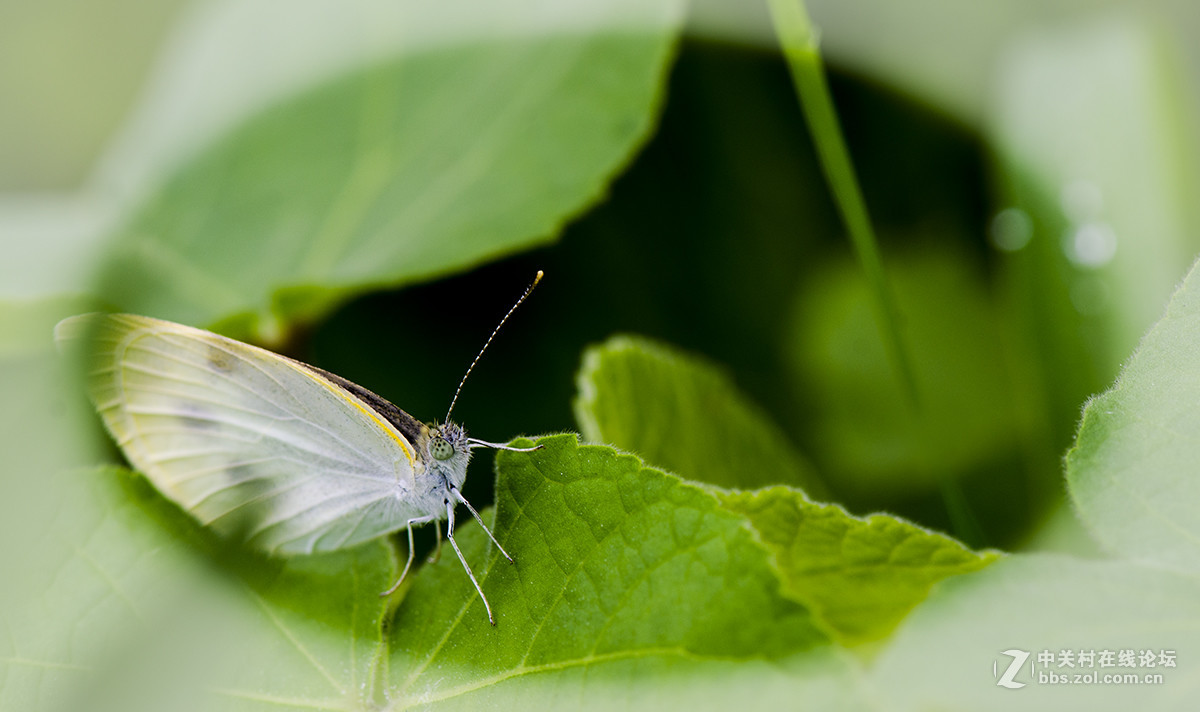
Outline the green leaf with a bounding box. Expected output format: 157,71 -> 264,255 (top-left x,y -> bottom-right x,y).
387,434 -> 835,707
93,0 -> 685,335
0,197 -> 112,302
0,302 -> 108,614
989,17 -> 1200,385
720,487 -> 996,646
0,462 -> 396,712
871,555 -> 1197,711
570,335 -> 992,644
574,335 -> 823,493
1066,256 -> 1200,571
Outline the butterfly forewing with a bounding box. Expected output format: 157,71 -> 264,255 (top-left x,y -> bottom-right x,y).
61,313 -> 422,554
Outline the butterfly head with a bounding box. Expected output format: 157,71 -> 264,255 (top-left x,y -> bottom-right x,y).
425,421 -> 472,489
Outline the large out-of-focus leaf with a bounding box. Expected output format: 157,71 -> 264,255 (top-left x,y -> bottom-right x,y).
574,335 -> 823,493
0,304 -> 101,622
693,0 -> 1200,139
1066,257 -> 1200,571
2,463 -> 395,712
871,555 -> 1198,711
0,196 -> 118,301
0,0 -> 186,190
92,0 -> 684,337
989,17 -> 1199,385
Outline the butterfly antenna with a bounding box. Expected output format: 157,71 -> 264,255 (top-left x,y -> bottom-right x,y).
444,270 -> 543,424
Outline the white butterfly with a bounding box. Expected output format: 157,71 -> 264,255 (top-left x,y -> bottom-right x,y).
56,272 -> 543,625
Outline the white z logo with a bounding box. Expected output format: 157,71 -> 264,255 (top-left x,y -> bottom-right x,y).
994,649 -> 1030,689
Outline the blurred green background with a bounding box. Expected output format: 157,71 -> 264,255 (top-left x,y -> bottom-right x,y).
6,1 -> 1200,709
5,0 -> 1200,548
4,0 -> 1200,614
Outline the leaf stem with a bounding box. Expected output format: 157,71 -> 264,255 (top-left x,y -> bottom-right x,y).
767,0 -> 918,405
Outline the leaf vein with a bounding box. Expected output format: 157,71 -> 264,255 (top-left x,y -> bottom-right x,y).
250,591 -> 346,696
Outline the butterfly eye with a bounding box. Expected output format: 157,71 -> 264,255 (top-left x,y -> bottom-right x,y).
430,437 -> 455,461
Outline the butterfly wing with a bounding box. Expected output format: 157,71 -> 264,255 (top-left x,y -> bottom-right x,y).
57,313 -> 429,554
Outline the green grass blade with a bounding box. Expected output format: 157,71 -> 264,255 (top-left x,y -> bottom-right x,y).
767,0 -> 916,403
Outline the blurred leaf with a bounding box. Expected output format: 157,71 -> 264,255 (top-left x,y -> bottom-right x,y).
93,0 -> 685,336
788,246 -> 1023,498
981,17 -> 1200,557
871,555 -> 1199,711
720,487 -> 996,646
1020,502 -> 1105,559
0,0 -> 185,190
574,335 -> 823,493
387,434 -> 837,708
0,196 -> 117,301
989,16 -> 1200,383
792,0 -> 1077,125
0,300 -> 113,617
0,297 -> 96,356
970,20 -> 1200,544
0,463 -> 395,712
1066,256 -> 1200,572
693,0 -> 1200,142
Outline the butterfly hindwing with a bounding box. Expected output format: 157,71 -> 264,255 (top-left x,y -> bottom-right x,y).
58,313 -> 423,554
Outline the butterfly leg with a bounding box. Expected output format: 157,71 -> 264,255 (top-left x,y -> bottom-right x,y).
380,514 -> 438,597
449,486 -> 514,564
427,518 -> 443,564
444,496 -> 496,625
